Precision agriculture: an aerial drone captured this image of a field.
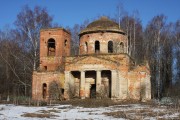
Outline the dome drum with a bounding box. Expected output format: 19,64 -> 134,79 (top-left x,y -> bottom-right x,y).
79,17 -> 127,55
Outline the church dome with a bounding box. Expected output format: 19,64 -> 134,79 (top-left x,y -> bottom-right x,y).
79,16 -> 125,36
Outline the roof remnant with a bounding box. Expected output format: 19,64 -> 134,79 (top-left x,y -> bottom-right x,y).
79,16 -> 125,36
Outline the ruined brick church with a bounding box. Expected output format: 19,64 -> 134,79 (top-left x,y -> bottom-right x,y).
32,17 -> 151,101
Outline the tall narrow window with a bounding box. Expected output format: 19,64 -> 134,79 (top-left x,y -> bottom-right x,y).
64,39 -> 67,46
95,41 -> 100,53
120,42 -> 124,53
108,41 -> 113,53
42,83 -> 47,99
44,66 -> 47,71
85,42 -> 88,53
48,38 -> 55,56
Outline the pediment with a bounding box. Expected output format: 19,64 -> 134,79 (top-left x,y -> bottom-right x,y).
66,55 -> 119,66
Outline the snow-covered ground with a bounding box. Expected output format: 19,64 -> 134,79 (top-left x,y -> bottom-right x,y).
0,104 -> 179,120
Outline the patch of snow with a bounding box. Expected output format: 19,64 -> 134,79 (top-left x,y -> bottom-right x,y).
0,104 -> 179,120
0,104 -> 46,120
162,112 -> 179,119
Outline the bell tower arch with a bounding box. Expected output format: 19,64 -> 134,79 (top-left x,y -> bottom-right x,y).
39,28 -> 71,71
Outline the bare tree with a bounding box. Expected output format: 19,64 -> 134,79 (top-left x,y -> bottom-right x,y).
144,15 -> 174,99
69,19 -> 89,56
0,29 -> 32,99
171,20 -> 180,97
120,15 -> 144,64
14,5 -> 53,71
0,5 -> 54,100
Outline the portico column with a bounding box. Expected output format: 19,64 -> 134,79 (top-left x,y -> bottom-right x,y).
111,70 -> 117,99
80,71 -> 85,99
96,70 -> 101,97
146,74 -> 151,100
64,71 -> 70,99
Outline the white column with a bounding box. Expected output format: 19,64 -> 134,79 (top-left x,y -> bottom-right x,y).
116,72 -> 120,97
64,71 -> 70,99
80,71 -> 85,99
96,70 -> 101,97
146,75 -> 151,100
111,70 -> 117,99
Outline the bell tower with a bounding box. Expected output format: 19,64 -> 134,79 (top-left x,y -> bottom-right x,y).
39,28 -> 71,71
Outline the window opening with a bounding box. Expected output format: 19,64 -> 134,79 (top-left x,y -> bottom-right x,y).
108,41 -> 113,53
44,66 -> 47,71
95,41 -> 100,53
48,39 -> 55,56
120,42 -> 124,53
64,40 -> 67,46
85,42 -> 88,53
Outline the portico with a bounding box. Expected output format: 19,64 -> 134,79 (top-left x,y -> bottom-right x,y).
64,68 -> 119,99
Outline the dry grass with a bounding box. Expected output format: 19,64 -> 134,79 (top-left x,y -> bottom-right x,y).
58,106 -> 73,109
104,111 -> 127,118
2,98 -> 180,119
21,113 -> 58,118
48,109 -> 60,113
78,110 -> 94,112
0,107 -> 4,111
22,107 -> 61,118
38,109 -> 60,113
59,99 -> 140,108
103,108 -> 180,120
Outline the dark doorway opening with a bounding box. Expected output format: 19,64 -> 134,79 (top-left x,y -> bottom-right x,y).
90,84 -> 96,98
42,83 -> 47,99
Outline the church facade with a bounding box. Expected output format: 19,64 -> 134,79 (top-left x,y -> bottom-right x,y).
32,17 -> 151,101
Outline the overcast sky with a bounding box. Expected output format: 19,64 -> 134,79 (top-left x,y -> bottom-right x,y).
0,0 -> 180,29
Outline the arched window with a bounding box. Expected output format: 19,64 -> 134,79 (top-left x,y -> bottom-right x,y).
42,83 -> 47,99
48,38 -> 55,56
64,39 -> 67,46
120,42 -> 124,53
85,42 -> 88,53
108,41 -> 113,53
95,41 -> 100,53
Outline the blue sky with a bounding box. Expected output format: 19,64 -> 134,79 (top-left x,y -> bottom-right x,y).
0,0 -> 180,29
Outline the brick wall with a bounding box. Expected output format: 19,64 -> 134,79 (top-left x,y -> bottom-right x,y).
79,32 -> 127,55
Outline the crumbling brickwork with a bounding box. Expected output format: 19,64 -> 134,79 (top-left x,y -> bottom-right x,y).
32,28 -> 70,100
79,32 -> 127,54
64,54 -> 151,100
39,28 -> 71,71
32,72 -> 64,100
32,17 -> 151,101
